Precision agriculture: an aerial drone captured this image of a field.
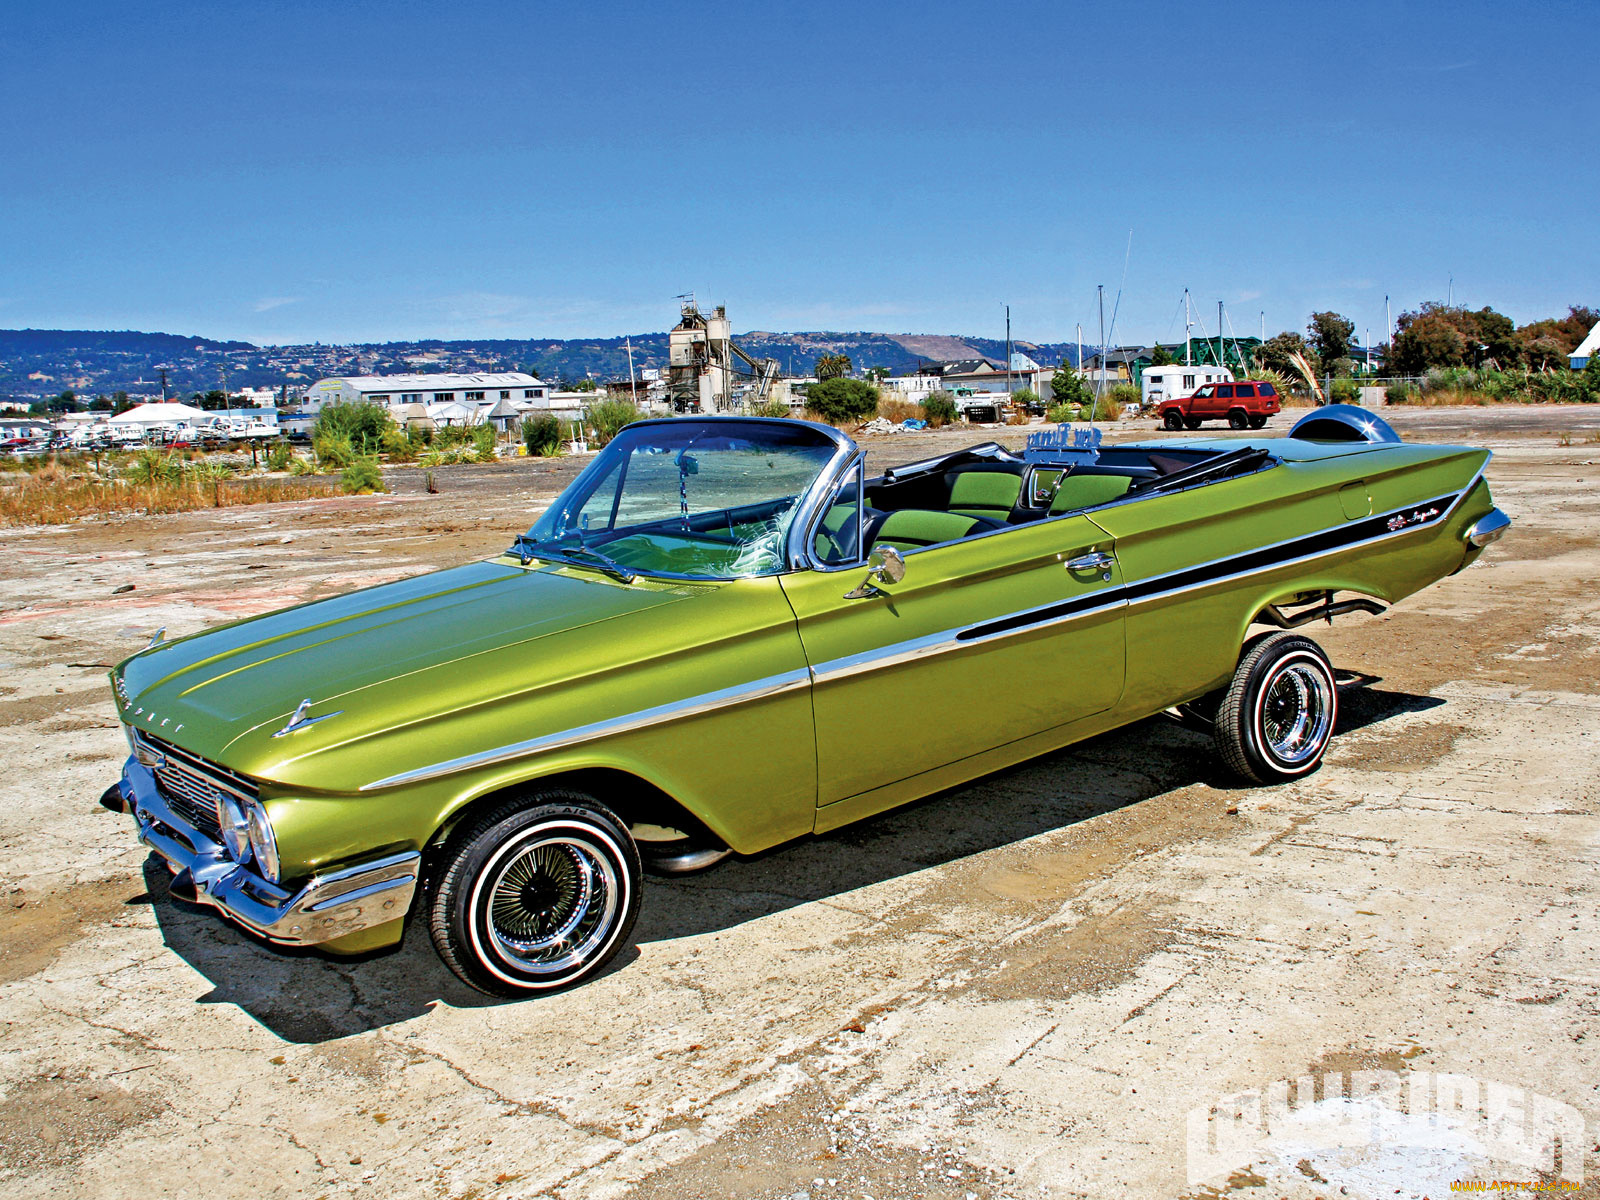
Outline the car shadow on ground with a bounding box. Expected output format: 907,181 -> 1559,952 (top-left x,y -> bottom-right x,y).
138,681 -> 1439,1044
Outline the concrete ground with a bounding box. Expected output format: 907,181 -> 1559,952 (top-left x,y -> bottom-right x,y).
2,405 -> 1598,1199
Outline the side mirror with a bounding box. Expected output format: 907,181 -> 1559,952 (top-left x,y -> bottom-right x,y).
843,545 -> 906,599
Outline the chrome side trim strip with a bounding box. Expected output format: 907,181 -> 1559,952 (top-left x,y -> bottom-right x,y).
360,667 -> 813,790
809,593 -> 1127,684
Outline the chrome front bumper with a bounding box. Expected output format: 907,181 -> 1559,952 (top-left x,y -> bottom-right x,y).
118,756 -> 420,946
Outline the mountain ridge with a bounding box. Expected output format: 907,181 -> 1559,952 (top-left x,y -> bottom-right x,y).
0,327 -> 1085,400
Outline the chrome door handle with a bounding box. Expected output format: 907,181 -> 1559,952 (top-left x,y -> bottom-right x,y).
1065,550 -> 1115,571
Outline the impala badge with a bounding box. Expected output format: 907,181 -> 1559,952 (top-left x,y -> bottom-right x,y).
273,698 -> 343,738
1387,506 -> 1440,532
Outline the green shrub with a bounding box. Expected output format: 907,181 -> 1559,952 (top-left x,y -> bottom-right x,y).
1384,382 -> 1416,404
313,401 -> 392,454
435,424 -> 471,448
522,414 -> 562,456
1329,377 -> 1359,404
380,428 -> 415,462
472,423 -> 498,463
804,378 -> 878,423
747,398 -> 789,418
587,399 -> 643,446
288,456 -> 317,476
419,445 -> 472,467
1011,387 -> 1041,413
188,459 -> 235,482
265,441 -> 292,471
1046,403 -> 1075,424
921,391 -> 958,428
340,457 -> 385,494
124,447 -> 181,485
1108,383 -> 1140,408
313,433 -> 355,469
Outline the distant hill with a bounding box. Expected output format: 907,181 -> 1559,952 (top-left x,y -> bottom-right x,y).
0,327 -> 1084,401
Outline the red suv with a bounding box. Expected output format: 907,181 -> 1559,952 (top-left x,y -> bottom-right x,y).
1158,380 -> 1280,430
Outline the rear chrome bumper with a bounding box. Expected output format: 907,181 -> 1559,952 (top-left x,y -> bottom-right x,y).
118,756 -> 419,946
1466,507 -> 1511,548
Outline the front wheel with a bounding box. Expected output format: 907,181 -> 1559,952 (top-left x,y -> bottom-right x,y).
1183,417 -> 1203,431
429,792 -> 641,997
1214,632 -> 1338,784
1162,409 -> 1184,430
1248,415 -> 1267,429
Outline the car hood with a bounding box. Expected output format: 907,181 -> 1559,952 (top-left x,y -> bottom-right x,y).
115,558 -> 701,768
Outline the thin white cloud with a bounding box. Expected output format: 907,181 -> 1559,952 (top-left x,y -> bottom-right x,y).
254,296 -> 303,313
1430,60 -> 1476,72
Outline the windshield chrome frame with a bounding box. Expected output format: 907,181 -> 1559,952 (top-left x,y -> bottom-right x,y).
522,416 -> 857,582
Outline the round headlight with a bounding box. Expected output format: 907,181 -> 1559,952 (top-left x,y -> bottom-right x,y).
216,793 -> 252,864
246,802 -> 280,883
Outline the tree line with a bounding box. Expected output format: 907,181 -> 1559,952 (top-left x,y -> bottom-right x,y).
1256,303 -> 1596,379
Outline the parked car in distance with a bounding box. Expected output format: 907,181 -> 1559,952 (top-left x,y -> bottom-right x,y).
1160,380 -> 1281,430
104,409 -> 1508,997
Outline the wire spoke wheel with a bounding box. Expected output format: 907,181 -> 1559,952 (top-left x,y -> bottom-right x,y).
430,794 -> 641,997
487,838 -> 612,968
1260,662 -> 1333,766
1214,632 -> 1339,784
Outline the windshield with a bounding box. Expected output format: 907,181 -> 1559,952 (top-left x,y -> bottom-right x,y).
520,419 -> 842,579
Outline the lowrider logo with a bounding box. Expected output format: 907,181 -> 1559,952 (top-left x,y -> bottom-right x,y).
1387,506 -> 1439,532
114,674 -> 131,706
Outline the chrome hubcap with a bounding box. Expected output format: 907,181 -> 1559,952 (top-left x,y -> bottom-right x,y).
1261,662 -> 1334,765
487,837 -> 618,975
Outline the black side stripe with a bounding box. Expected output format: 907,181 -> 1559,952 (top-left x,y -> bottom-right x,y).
958,492 -> 1458,644
1122,492 -> 1459,602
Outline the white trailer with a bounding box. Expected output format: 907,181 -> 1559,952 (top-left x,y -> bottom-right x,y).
1141,364 -> 1233,409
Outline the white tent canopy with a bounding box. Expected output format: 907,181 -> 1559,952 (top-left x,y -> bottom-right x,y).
106,402 -> 210,427
1572,320 -> 1600,370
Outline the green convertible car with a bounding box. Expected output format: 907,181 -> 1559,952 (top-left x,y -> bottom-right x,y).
104,407 -> 1509,996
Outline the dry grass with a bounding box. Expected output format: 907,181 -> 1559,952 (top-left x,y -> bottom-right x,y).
0,470 -> 342,527
1394,388 -> 1491,407
876,397 -> 922,423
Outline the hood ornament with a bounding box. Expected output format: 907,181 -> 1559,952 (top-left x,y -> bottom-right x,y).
146,627 -> 166,650
273,698 -> 344,738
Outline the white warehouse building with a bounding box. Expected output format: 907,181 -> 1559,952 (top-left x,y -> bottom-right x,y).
303,372 -> 553,415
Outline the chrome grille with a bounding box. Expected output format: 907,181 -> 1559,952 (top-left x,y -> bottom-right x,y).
134,732 -> 259,844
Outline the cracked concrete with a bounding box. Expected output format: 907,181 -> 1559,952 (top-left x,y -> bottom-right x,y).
2,407 -> 1598,1198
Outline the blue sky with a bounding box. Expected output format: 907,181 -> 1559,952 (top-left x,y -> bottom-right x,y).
3,1 -> 1594,349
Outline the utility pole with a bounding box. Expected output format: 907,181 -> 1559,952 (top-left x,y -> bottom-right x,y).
626,336 -> 637,405
1184,290 -> 1192,366
1386,295 -> 1393,350
159,368 -> 169,401
1096,285 -> 1107,401
220,364 -> 230,411
1004,304 -> 1012,396
1217,300 -> 1225,372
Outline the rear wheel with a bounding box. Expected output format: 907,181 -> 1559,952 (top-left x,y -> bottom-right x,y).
429,791 -> 641,997
1162,409 -> 1184,430
1227,408 -> 1249,429
1214,632 -> 1338,784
